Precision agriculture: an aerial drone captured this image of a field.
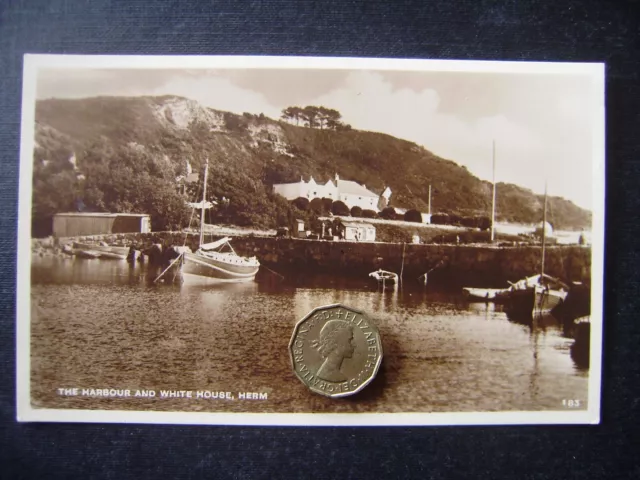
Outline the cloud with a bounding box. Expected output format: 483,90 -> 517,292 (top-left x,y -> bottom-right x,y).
148,75 -> 280,119
37,68 -> 594,210
310,71 -> 591,209
38,69 -> 281,120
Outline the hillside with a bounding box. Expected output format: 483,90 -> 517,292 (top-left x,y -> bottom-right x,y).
32,95 -> 591,232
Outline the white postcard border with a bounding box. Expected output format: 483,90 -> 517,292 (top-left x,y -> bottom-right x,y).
16,54 -> 605,426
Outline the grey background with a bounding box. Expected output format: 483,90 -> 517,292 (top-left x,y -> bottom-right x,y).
1,1 -> 638,478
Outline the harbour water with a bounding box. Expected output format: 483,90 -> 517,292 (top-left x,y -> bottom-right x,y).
30,256 -> 589,414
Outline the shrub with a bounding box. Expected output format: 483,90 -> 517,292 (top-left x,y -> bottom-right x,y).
332,200 -> 350,216
449,214 -> 463,226
461,216 -> 477,228
379,207 -> 397,220
291,197 -> 309,211
431,213 -> 449,225
404,209 -> 423,223
223,112 -> 247,132
476,216 -> 491,231
309,197 -> 324,214
362,209 -> 377,219
321,197 -> 333,213
350,206 -> 362,217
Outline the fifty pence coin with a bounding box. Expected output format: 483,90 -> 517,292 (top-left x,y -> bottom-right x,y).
289,304 -> 383,398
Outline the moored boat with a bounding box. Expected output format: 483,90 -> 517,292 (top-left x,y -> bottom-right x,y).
570,315 -> 591,368
97,251 -> 128,260
73,242 -> 129,259
369,269 -> 399,285
72,249 -> 102,259
462,287 -> 510,302
182,237 -> 260,283
504,273 -> 569,317
552,281 -> 591,326
177,159 -> 260,284
503,184 -> 570,318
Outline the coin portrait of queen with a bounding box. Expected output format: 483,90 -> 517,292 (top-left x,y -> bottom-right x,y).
315,320 -> 356,382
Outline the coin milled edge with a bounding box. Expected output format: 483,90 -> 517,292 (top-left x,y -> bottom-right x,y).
288,303 -> 383,398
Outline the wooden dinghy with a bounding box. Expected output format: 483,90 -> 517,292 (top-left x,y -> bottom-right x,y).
462,287 -> 510,302
369,269 -> 399,285
73,249 -> 102,259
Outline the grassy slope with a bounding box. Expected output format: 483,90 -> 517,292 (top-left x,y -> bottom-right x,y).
34,96 -> 592,230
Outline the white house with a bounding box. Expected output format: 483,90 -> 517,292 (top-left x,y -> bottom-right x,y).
341,221 -> 376,242
273,174 -> 389,212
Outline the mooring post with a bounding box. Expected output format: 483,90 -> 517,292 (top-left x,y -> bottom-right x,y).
400,242 -> 406,286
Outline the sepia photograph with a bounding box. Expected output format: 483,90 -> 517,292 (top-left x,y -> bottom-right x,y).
16,55 -> 605,426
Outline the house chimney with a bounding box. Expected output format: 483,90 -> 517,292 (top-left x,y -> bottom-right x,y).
335,173 -> 339,182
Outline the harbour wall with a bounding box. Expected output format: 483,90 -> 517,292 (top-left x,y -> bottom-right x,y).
33,232 -> 592,288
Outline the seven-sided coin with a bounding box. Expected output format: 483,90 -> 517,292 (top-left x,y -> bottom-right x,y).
289,304 -> 383,398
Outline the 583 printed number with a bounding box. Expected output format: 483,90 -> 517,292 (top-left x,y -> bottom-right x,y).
562,399 -> 582,408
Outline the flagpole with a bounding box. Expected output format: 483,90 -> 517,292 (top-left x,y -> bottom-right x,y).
199,158 -> 209,246
490,140 -> 496,242
541,180 -> 548,277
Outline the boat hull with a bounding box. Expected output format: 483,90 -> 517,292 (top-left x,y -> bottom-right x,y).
462,287 -> 509,302
73,249 -> 102,259
182,251 -> 259,282
534,285 -> 566,313
506,286 -> 566,317
73,242 -> 129,259
369,270 -> 399,285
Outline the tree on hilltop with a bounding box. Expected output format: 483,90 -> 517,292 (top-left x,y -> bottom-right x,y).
281,105 -> 348,131
280,106 -> 303,126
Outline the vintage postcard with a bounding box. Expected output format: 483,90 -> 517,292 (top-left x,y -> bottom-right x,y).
17,55 -> 605,426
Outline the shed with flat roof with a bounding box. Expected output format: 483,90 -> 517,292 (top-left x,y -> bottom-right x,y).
52,212 -> 151,237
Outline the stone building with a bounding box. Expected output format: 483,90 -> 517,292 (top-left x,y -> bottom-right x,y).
273,173 -> 390,212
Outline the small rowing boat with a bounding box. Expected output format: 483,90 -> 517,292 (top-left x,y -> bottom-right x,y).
97,251 -> 128,260
73,249 -> 102,259
73,242 -> 129,259
369,269 -> 399,285
462,287 -> 510,302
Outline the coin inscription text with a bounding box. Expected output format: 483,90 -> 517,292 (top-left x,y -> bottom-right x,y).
289,304 -> 383,398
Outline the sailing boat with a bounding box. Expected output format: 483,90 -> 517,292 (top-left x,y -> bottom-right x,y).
505,183 -> 569,317
181,160 -> 260,283
462,141 -> 508,301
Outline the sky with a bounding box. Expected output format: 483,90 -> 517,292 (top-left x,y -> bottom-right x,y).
36,66 -> 600,210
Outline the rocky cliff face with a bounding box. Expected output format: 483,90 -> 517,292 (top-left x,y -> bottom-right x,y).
33,95 -> 592,230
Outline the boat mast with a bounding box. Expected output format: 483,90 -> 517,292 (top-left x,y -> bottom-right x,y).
541,181 -> 548,277
199,158 -> 209,246
490,140 -> 496,242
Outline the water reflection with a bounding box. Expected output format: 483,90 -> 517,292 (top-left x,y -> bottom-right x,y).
30,257 -> 589,413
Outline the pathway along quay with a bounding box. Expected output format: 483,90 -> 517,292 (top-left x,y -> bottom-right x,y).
32,232 -> 591,290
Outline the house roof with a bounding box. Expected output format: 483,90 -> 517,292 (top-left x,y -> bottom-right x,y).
341,221 -> 375,229
54,212 -> 150,218
337,179 -> 379,198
